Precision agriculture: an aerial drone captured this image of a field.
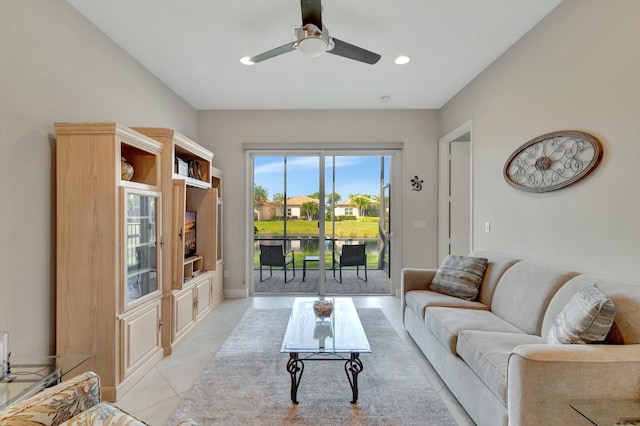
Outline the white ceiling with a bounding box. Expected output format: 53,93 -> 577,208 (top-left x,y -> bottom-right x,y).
65,0 -> 562,110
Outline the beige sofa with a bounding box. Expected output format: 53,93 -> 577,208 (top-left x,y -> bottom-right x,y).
0,371 -> 196,425
401,251 -> 640,426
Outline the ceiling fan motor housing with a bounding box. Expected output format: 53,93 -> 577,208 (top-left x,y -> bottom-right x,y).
296,23 -> 333,56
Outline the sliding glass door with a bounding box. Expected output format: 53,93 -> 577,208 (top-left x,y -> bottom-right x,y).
251,151 -> 392,296
253,155 -> 322,293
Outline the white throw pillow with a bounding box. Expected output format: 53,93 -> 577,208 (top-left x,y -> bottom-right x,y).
547,284 -> 615,344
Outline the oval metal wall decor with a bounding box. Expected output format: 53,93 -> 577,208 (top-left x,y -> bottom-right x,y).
503,130 -> 603,193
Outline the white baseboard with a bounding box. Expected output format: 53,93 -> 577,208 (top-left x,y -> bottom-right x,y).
224,288 -> 248,298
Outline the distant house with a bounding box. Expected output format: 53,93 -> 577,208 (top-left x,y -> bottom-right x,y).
334,197 -> 377,218
286,195 -> 319,219
261,195 -> 377,219
254,200 -> 275,221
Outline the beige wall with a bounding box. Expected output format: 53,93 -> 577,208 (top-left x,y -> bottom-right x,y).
0,0 -> 197,355
197,110 -> 440,296
440,0 -> 640,281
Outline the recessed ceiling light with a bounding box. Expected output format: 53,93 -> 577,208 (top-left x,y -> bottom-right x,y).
240,56 -> 254,65
395,55 -> 410,65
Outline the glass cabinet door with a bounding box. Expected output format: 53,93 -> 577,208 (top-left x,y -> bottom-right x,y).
125,190 -> 160,307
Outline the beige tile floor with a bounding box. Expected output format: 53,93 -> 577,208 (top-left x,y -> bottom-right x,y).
112,296 -> 475,425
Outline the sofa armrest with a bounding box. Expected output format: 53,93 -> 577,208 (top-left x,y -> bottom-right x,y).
400,268 -> 437,321
0,371 -> 101,426
401,268 -> 437,293
507,344 -> 640,425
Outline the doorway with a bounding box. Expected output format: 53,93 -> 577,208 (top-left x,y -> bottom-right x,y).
249,151 -> 394,296
438,121 -> 473,262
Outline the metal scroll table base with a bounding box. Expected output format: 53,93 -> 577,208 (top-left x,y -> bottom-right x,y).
287,352 -> 364,404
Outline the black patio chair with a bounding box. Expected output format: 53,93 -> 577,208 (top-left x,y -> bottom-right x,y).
259,244 -> 295,283
333,244 -> 367,283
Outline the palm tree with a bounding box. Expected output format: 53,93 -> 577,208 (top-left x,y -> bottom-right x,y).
301,201 -> 319,220
272,192 -> 285,219
349,194 -> 371,217
326,192 -> 341,219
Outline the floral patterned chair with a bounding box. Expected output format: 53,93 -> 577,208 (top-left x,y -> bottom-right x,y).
0,371 -> 197,426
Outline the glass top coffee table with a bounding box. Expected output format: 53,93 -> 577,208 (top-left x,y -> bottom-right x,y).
281,297 -> 371,404
0,354 -> 92,409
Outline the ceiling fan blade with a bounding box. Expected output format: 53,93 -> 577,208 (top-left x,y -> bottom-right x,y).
249,42 -> 297,63
300,0 -> 322,29
328,38 -> 381,64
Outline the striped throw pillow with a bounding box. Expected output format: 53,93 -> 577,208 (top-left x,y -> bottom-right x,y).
430,255 -> 488,301
547,284 -> 615,344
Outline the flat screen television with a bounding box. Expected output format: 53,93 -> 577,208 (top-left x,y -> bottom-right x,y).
184,211 -> 197,258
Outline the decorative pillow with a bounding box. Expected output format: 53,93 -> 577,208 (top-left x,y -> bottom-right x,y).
547,283 -> 615,344
0,371 -> 100,425
59,402 -> 148,426
429,255 -> 488,301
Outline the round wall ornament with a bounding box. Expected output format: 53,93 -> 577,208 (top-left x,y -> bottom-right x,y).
503,130 -> 603,193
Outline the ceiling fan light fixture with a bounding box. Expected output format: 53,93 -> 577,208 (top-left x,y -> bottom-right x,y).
297,37 -> 328,57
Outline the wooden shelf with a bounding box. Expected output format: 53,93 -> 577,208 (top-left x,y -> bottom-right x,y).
176,175 -> 211,189
121,143 -> 159,186
173,137 -> 212,186
183,255 -> 203,282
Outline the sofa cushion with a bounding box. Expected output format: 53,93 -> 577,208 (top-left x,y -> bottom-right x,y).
456,330 -> 544,404
405,290 -> 488,320
59,402 -> 147,426
490,261 -> 577,335
547,284 -> 615,344
469,251 -> 521,306
430,255 -> 488,301
426,307 -> 526,354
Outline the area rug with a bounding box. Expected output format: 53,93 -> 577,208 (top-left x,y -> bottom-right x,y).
167,308 -> 456,425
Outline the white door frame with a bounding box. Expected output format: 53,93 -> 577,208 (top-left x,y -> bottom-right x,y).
438,120 -> 473,263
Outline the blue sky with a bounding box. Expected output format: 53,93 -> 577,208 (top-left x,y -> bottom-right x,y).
254,155 -> 389,201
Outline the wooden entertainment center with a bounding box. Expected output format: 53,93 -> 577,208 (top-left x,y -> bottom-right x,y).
55,123 -> 223,401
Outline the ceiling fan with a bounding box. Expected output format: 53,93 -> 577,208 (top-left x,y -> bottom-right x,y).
246,0 -> 381,65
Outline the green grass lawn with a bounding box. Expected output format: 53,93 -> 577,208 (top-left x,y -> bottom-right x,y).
254,219 -> 379,238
